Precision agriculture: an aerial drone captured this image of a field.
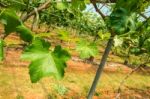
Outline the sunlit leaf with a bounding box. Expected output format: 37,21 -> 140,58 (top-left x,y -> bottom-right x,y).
21,38 -> 71,83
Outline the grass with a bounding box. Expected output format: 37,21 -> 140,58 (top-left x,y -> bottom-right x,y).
0,64 -> 149,99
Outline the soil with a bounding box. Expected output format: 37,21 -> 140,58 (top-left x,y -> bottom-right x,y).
0,28 -> 150,99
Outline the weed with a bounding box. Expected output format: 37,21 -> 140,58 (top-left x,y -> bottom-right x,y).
53,84 -> 68,96
16,95 -> 24,99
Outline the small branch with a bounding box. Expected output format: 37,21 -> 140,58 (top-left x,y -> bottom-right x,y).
90,0 -> 106,20
115,64 -> 144,99
140,13 -> 148,20
31,8 -> 39,31
99,3 -> 105,9
144,10 -> 150,14
2,34 -> 7,40
91,0 -> 116,3
21,0 -> 51,22
136,16 -> 150,31
0,2 -> 7,8
0,33 -> 7,40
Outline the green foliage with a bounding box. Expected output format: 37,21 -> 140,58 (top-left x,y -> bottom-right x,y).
129,47 -> 141,55
116,0 -> 140,12
39,2 -> 104,36
21,38 -> 71,83
56,1 -> 68,10
143,38 -> 150,52
71,0 -> 86,11
75,12 -> 105,35
76,39 -> 99,59
0,0 -> 25,10
116,0 -> 150,12
129,32 -> 150,55
112,21 -> 150,65
0,9 -> 22,35
0,39 -> 4,61
39,5 -> 75,27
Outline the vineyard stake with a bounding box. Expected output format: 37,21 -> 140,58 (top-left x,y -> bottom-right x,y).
87,36 -> 114,99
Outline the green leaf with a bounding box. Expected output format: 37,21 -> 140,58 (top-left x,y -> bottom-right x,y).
21,38 -> 70,83
107,7 -> 137,35
0,39 -> 4,61
76,39 -> 98,59
53,45 -> 71,62
0,9 -> 33,43
16,25 -> 33,42
0,9 -> 22,35
21,38 -> 51,61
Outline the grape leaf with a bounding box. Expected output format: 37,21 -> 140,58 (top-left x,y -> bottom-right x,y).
108,8 -> 137,35
16,25 -> 33,42
0,39 -> 4,61
0,9 -> 22,35
76,39 -> 98,59
21,38 -> 71,83
0,9 -> 34,43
